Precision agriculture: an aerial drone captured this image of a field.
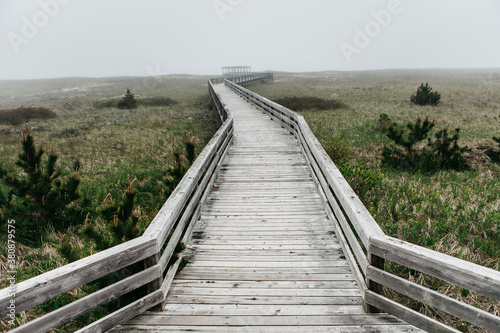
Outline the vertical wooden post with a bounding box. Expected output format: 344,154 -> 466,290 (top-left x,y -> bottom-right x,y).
144,253 -> 163,311
365,253 -> 385,313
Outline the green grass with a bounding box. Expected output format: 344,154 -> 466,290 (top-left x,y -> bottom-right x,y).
249,69 -> 500,332
0,75 -> 217,331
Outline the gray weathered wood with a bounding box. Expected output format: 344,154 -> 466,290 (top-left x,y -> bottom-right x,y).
110,325 -> 421,333
367,265 -> 500,332
75,289 -> 164,333
365,290 -> 460,333
369,235 -> 500,301
0,236 -> 156,317
144,117 -> 233,251
9,265 -> 161,333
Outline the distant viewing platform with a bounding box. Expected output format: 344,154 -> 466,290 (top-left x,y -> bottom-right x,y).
222,66 -> 252,75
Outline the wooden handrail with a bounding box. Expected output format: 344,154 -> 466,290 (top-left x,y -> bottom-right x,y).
0,79 -> 234,332
223,78 -> 500,333
369,236 -> 500,301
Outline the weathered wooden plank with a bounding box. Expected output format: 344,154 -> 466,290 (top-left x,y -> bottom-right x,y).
110,325 -> 423,333
173,272 -> 355,281
75,289 -> 164,333
184,261 -> 348,268
167,287 -> 360,297
326,205 -> 367,294
165,294 -> 362,305
171,280 -> 358,290
0,236 -> 156,317
189,249 -> 343,256
367,265 -> 500,332
365,290 -> 459,333
188,256 -> 343,262
124,314 -> 405,326
191,232 -> 335,238
188,245 -> 342,251
160,303 -> 366,316
9,265 -> 161,333
178,266 -> 352,275
369,236 -> 500,301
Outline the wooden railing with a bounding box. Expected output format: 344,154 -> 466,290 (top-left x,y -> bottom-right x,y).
0,79 -> 233,333
224,79 -> 500,333
225,72 -> 273,86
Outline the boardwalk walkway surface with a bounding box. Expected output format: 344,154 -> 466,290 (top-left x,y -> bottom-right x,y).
110,84 -> 423,332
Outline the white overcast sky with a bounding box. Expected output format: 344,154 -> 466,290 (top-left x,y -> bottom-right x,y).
0,0 -> 499,80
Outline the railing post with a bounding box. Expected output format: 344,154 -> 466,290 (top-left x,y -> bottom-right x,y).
365,252 -> 385,313
144,253 -> 163,311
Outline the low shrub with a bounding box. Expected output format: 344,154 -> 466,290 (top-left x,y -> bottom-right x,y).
411,83 -> 441,106
140,96 -> 177,107
273,96 -> 347,111
94,95 -> 177,109
375,113 -> 392,132
0,107 -> 57,125
84,176 -> 140,251
164,132 -> 197,198
485,136 -> 500,163
382,117 -> 470,172
321,137 -> 352,163
0,126 -> 84,246
337,160 -> 383,199
117,89 -> 137,110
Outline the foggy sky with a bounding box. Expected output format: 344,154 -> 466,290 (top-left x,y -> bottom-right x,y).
1,0 -> 499,80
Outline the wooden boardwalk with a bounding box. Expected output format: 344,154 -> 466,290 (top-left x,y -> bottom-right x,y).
110,84 -> 423,332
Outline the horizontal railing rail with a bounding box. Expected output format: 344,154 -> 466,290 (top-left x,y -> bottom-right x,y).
0,79 -> 234,333
224,78 -> 500,333
225,72 -> 274,86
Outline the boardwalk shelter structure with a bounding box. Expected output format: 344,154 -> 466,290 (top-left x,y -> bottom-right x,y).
1,72 -> 500,332
222,66 -> 251,76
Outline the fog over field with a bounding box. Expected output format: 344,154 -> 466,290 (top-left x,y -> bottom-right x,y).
1,0 -> 500,80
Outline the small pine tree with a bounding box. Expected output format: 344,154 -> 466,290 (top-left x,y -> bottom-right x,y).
382,117 -> 435,170
375,113 -> 392,132
117,89 -> 138,109
411,83 -> 441,106
0,126 -> 83,245
485,136 -> 500,163
382,117 -> 470,172
429,128 -> 470,171
164,134 -> 197,199
85,176 -> 140,251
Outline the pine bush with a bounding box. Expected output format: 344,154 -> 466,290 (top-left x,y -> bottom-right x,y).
485,136 -> 500,163
0,126 -> 83,246
382,117 -> 435,171
117,89 -> 138,109
382,117 -> 470,172
411,83 -> 441,106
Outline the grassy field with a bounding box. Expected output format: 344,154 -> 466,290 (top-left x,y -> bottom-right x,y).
0,69 -> 499,331
248,69 -> 500,332
0,75 -> 218,330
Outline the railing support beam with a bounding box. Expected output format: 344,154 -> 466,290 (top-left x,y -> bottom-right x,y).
365,253 -> 385,313
143,253 -> 163,311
